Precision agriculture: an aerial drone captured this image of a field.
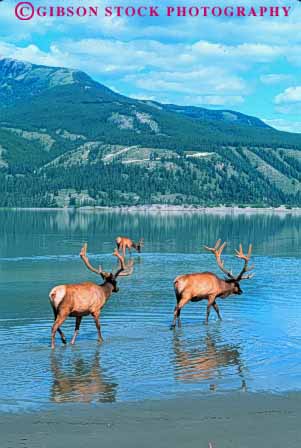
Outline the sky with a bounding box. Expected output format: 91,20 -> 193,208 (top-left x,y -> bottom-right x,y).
0,0 -> 301,132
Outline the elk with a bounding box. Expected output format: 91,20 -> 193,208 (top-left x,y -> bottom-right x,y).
115,236 -> 144,257
171,239 -> 254,328
49,244 -> 133,349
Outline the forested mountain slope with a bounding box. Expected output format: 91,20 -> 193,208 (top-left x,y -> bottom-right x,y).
0,58 -> 300,207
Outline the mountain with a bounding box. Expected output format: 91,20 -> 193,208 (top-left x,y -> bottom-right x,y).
0,58 -> 300,208
143,101 -> 271,129
0,58 -> 118,106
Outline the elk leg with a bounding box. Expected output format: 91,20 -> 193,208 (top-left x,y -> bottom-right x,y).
71,316 -> 82,345
57,327 -> 67,345
205,296 -> 216,324
51,314 -> 68,349
212,302 -> 222,321
92,312 -> 103,343
171,304 -> 182,329
205,305 -> 211,324
51,306 -> 67,345
171,306 -> 178,329
171,298 -> 187,329
177,308 -> 182,328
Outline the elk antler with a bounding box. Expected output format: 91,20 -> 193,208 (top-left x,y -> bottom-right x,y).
80,243 -> 104,276
235,244 -> 254,281
112,249 -> 134,277
204,239 -> 235,280
80,244 -> 134,279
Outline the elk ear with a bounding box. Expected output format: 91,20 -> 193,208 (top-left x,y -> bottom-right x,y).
225,278 -> 234,283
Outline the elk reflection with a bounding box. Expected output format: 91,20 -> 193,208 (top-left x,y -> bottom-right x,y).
173,331 -> 246,391
51,349 -> 117,403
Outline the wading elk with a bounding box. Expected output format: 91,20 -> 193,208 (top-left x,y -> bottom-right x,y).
115,236 -> 144,257
49,244 -> 133,349
171,239 -> 254,328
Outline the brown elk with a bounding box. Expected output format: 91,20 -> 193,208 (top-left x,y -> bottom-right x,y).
171,239 -> 254,328
49,244 -> 133,349
115,236 -> 144,257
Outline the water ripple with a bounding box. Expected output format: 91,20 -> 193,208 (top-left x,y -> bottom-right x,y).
1,249 -> 301,411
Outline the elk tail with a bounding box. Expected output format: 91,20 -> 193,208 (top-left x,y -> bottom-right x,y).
49,289 -> 56,301
115,237 -> 121,250
49,286 -> 65,309
173,279 -> 181,303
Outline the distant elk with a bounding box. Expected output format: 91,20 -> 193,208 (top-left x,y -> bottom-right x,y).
49,244 -> 133,349
115,236 -> 144,257
171,239 -> 254,328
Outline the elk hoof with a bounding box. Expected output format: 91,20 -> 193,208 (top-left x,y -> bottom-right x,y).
98,337 -> 104,344
170,324 -> 176,330
62,338 -> 67,345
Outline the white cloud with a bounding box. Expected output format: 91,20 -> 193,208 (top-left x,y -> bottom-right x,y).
4,33 -> 300,110
263,118 -> 301,134
125,68 -> 246,97
0,37 -> 291,84
128,93 -> 157,101
275,86 -> 301,104
0,0 -> 127,41
183,95 -> 244,106
1,0 -> 301,56
1,0 -> 300,114
0,42 -> 69,68
0,38 -> 249,108
260,74 -> 293,85
191,41 -> 284,68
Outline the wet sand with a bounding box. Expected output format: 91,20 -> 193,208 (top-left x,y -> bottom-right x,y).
1,392 -> 301,448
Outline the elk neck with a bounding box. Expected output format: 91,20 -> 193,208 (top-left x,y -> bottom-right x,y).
100,281 -> 115,297
219,278 -> 237,297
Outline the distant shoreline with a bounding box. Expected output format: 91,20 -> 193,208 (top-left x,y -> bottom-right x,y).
1,205 -> 301,214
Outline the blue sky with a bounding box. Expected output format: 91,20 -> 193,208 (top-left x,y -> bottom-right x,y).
0,0 -> 301,132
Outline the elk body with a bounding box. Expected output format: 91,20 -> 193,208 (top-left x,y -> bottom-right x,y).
115,236 -> 144,257
171,240 -> 254,328
49,244 -> 132,349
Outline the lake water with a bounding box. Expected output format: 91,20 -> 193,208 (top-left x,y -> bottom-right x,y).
0,209 -> 300,412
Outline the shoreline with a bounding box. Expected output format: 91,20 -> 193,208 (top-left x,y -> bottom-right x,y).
1,391 -> 301,447
1,204 -> 301,214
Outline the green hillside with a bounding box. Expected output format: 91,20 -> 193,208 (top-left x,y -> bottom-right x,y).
0,58 -> 300,208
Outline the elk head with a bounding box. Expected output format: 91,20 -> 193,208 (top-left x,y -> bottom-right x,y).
136,238 -> 144,253
80,243 -> 134,292
204,239 -> 254,294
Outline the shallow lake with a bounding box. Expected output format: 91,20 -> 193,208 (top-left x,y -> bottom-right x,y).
0,209 -> 300,411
